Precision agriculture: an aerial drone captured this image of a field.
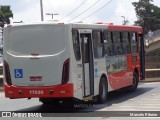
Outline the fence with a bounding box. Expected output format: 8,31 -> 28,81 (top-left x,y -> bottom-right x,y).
145,55 -> 160,78
145,56 -> 160,69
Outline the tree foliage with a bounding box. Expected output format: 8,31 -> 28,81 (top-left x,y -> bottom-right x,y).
132,0 -> 160,33
0,5 -> 13,28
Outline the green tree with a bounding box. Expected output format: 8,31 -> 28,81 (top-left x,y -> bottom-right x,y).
0,5 -> 13,28
132,0 -> 160,33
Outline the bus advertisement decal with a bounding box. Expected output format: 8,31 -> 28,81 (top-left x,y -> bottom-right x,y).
105,55 -> 127,74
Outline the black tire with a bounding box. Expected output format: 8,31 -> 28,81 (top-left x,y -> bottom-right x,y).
128,72 -> 139,91
98,77 -> 108,104
39,98 -> 59,105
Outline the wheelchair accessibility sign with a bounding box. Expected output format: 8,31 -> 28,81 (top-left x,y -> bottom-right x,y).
14,69 -> 23,78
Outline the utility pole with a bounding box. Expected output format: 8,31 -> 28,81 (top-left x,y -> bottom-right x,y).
121,16 -> 129,25
0,26 -> 3,53
121,16 -> 125,25
40,0 -> 44,21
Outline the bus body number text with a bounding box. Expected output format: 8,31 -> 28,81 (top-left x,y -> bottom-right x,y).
29,90 -> 44,95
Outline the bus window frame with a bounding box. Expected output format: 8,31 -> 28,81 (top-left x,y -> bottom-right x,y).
72,29 -> 81,61
121,31 -> 131,55
112,31 -> 123,55
103,30 -> 115,56
130,31 -> 138,54
92,30 -> 104,59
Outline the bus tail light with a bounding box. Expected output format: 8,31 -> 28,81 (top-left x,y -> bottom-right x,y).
61,59 -> 69,85
4,60 -> 12,85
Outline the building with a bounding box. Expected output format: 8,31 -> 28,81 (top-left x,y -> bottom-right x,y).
145,29 -> 160,78
0,28 -> 2,54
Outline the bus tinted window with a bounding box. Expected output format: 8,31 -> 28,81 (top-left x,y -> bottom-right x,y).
113,32 -> 123,55
121,32 -> 131,54
92,30 -> 104,58
80,34 -> 90,63
130,32 -> 138,53
103,31 -> 114,56
72,30 -> 81,60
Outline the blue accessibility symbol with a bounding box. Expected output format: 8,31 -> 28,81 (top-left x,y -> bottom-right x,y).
14,69 -> 23,78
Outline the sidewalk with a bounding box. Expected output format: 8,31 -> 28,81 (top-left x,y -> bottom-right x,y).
141,77 -> 160,82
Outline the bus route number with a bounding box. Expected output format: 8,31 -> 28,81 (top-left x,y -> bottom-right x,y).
29,90 -> 44,95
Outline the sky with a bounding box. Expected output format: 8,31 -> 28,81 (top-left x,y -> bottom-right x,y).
0,0 -> 160,25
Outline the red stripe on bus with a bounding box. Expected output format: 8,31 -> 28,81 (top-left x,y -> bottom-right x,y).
4,83 -> 74,98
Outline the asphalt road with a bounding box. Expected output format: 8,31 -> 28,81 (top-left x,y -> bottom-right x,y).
0,82 -> 160,119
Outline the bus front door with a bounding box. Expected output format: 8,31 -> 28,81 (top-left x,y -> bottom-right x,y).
80,33 -> 94,97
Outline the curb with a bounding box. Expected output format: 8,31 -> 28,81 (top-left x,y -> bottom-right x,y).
142,77 -> 160,83
0,79 -> 3,92
0,76 -> 3,86
0,76 -> 3,92
140,80 -> 160,83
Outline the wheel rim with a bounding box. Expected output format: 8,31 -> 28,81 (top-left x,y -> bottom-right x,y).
133,75 -> 137,87
101,83 -> 106,100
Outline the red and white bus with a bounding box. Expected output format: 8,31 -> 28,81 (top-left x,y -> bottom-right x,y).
3,22 -> 145,104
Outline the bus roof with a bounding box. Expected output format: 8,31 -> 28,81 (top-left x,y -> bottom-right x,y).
107,24 -> 143,33
6,21 -> 143,33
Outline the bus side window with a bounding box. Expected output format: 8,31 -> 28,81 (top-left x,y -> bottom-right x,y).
121,32 -> 131,54
103,31 -> 114,56
72,30 -> 81,60
113,32 -> 122,55
130,32 -> 138,53
92,30 -> 104,58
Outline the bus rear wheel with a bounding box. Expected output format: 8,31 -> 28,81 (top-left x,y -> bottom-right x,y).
39,98 -> 59,105
128,72 -> 139,91
98,77 -> 108,104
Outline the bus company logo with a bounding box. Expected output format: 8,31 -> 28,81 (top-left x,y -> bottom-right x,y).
1,112 -> 42,117
2,112 -> 12,117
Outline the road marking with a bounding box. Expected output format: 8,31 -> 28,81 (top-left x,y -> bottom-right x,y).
145,82 -> 158,84
151,94 -> 156,96
98,108 -> 108,111
129,99 -> 134,101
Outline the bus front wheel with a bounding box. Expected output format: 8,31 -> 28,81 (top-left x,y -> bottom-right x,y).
98,77 -> 108,104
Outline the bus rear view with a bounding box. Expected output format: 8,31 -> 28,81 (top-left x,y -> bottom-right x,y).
3,23 -> 73,103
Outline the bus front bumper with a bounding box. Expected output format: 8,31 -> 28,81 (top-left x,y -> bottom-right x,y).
4,83 -> 74,99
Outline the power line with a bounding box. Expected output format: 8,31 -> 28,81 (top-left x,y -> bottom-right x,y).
59,0 -> 88,21
81,0 -> 113,21
68,0 -> 101,22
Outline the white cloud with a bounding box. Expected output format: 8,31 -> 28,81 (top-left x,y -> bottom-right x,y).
12,2 -> 40,22
1,0 -> 159,25
114,0 -> 139,25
